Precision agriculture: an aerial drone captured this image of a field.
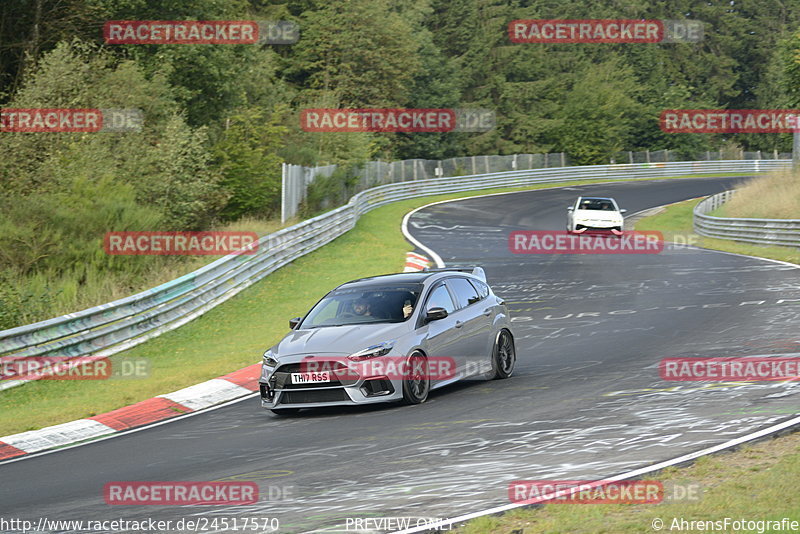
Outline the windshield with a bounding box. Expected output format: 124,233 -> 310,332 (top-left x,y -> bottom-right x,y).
301,284 -> 423,328
578,199 -> 617,211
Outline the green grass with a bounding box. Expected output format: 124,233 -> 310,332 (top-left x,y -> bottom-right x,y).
0,173 -> 752,436
634,198 -> 800,265
712,170 -> 799,220
457,431 -> 800,533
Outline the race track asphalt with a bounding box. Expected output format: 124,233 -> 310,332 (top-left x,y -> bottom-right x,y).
2,176 -> 799,534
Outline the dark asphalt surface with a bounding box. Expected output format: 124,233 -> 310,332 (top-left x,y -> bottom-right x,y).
2,176 -> 800,534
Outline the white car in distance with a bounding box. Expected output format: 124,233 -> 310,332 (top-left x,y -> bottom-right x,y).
566,196 -> 627,235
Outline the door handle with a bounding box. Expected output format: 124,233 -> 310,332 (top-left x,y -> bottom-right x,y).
455,320 -> 463,328
483,308 -> 492,316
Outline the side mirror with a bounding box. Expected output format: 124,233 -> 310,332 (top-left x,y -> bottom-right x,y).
425,307 -> 449,322
289,317 -> 302,329
567,206 -> 574,211
620,208 -> 627,214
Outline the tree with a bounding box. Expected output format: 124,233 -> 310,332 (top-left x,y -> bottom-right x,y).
213,106 -> 287,220
290,0 -> 421,108
555,59 -> 643,164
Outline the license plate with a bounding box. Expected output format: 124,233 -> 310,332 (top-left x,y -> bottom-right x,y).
290,371 -> 331,384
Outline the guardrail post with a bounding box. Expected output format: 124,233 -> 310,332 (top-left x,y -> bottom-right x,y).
281,162 -> 288,223
794,130 -> 800,168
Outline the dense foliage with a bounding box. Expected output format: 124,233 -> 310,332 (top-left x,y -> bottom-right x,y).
2,0 -> 800,325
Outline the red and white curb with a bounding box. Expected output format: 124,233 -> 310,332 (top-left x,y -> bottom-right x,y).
0,363 -> 261,461
404,252 -> 430,272
0,255 -> 428,462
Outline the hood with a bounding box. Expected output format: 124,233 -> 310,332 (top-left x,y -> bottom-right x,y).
274,322 -> 411,357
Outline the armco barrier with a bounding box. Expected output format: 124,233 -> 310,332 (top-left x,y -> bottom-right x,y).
0,160 -> 789,391
694,189 -> 800,247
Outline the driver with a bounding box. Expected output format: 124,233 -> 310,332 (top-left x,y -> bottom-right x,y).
352,298 -> 372,316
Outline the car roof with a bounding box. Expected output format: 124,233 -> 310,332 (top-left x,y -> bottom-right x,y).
339,272 -> 431,288
336,269 -> 485,290
579,196 -> 616,201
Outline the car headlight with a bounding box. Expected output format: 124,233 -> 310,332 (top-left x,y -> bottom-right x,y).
263,349 -> 279,367
347,341 -> 395,361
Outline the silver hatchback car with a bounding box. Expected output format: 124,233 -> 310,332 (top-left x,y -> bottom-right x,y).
259,267 -> 515,414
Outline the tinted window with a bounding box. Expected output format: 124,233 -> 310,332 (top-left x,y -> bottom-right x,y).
301,284 -> 422,328
448,277 -> 481,309
578,198 -> 617,211
425,283 -> 455,313
469,279 -> 489,300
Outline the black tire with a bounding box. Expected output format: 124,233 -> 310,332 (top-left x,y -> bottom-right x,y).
402,351 -> 430,405
492,330 -> 516,379
271,408 -> 301,416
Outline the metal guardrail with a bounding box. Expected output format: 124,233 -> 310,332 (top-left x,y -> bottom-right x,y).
694,189 -> 800,248
0,159 -> 790,390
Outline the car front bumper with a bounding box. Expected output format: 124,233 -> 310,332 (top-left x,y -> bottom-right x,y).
573,222 -> 623,234
259,360 -> 404,409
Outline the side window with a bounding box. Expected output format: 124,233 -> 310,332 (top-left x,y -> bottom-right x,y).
425,283 -> 455,313
469,279 -> 489,300
448,277 -> 481,309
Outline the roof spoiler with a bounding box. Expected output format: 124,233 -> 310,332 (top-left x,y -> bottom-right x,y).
423,266 -> 487,282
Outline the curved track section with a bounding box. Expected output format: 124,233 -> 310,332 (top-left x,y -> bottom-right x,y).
2,177 -> 800,534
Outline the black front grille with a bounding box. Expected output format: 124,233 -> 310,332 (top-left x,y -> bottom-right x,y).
273,361 -> 356,388
276,361 -> 349,373
576,225 -> 620,232
362,378 -> 394,397
280,389 -> 349,404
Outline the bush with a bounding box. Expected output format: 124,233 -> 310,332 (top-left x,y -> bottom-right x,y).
299,165 -> 361,217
